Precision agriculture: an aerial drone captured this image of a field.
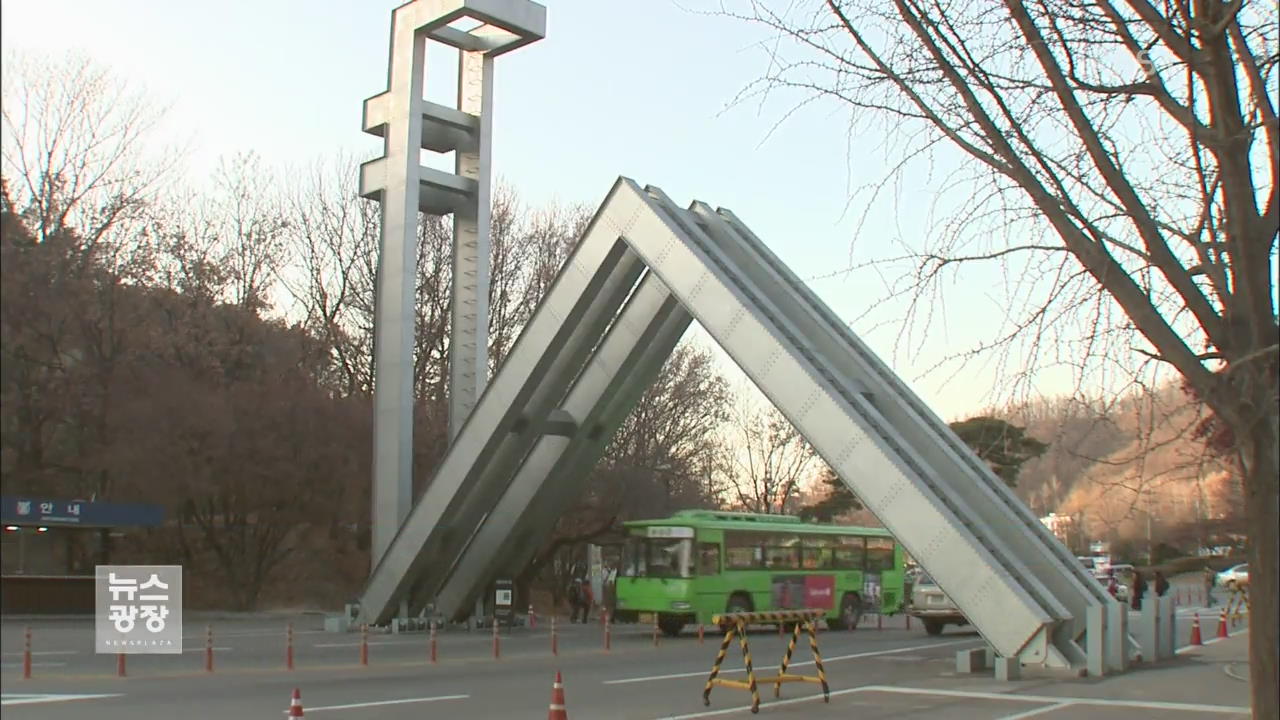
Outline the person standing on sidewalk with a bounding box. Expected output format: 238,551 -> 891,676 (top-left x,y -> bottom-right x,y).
1130,570 -> 1147,611
567,576 -> 584,622
577,577 -> 594,623
1154,571 -> 1170,598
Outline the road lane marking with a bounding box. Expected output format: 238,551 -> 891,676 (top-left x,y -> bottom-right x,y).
181,629 -> 327,640
294,694 -> 469,712
311,640 -> 413,648
1,650 -> 80,656
1,693 -> 122,706
605,639 -> 975,684
655,685 -> 1250,719
1,662 -> 67,669
997,702 -> 1074,719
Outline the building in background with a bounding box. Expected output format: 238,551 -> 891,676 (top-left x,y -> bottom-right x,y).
1,496 -> 164,613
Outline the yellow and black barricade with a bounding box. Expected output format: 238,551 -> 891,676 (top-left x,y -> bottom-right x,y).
702,609 -> 830,714
1226,586 -> 1250,624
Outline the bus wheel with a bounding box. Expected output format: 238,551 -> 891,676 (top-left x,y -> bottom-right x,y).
923,618 -> 945,636
827,593 -> 863,631
659,615 -> 685,637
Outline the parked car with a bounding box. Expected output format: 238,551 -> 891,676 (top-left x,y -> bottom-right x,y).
907,572 -> 969,636
1216,563 -> 1249,589
1095,574 -> 1130,602
1107,564 -> 1135,583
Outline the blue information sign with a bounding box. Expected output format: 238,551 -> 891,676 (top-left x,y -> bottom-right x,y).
1,496 -> 164,528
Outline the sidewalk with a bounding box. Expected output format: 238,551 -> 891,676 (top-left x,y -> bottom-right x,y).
917,628 -> 1253,718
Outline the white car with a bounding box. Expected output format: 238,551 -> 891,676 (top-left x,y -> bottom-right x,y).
907,572 -> 969,635
1094,573 -> 1130,602
1216,564 -> 1249,589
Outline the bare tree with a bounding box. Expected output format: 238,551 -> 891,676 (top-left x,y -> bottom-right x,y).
208,153 -> 289,312
719,392 -> 817,514
279,153 -> 381,397
1,53 -> 177,253
725,1 -> 1276,711
607,344 -> 735,514
0,53 -> 175,515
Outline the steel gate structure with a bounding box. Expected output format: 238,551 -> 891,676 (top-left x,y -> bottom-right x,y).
355,177 -> 1133,674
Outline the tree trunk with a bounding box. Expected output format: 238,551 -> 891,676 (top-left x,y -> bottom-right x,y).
1243,417 -> 1278,720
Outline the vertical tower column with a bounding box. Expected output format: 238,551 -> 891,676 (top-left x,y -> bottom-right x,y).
360,0 -> 546,572
362,11 -> 427,566
450,48 -> 495,440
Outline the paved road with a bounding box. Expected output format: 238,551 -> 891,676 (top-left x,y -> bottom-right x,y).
0,597 -> 1251,719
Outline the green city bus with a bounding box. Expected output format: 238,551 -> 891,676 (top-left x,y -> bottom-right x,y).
611,510 -> 905,636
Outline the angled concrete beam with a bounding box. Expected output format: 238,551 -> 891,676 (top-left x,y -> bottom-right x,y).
356,179 -> 648,625
432,270 -> 691,617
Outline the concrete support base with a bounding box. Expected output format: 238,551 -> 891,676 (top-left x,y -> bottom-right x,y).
955,648 -> 987,674
994,656 -> 1021,681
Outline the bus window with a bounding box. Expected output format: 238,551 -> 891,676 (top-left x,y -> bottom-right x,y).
725,531 -> 766,569
766,545 -> 800,569
866,537 -> 895,572
801,535 -> 833,569
646,537 -> 692,578
698,543 -> 721,575
621,536 -> 694,578
833,536 -> 866,570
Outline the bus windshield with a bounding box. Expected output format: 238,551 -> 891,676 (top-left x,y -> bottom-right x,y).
622,537 -> 692,578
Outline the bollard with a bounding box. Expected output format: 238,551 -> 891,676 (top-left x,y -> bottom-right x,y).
430,622 -> 438,664
116,652 -> 127,678
698,622 -> 704,645
605,611 -> 612,651
205,624 -> 214,672
360,623 -> 369,666
653,615 -> 660,647
877,613 -> 883,630
286,622 -> 295,670
529,604 -> 537,629
551,616 -> 559,656
22,626 -> 32,680
906,613 -> 912,630
493,617 -> 500,660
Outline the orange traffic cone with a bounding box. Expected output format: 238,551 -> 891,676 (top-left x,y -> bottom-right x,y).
547,671 -> 567,720
288,687 -> 304,717
1216,609 -> 1228,639
1189,613 -> 1202,646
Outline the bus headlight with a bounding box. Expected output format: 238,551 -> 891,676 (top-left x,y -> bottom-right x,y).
670,601 -> 692,610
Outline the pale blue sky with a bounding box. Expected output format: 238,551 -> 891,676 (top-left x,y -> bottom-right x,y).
0,0 -> 1086,420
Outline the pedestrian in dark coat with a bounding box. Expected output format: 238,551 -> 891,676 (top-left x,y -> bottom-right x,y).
1131,570 -> 1148,611
1154,571 -> 1170,598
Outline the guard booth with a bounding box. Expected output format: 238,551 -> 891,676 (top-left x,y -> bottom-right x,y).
1,496 -> 165,614
493,578 -> 514,628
